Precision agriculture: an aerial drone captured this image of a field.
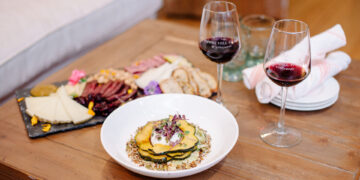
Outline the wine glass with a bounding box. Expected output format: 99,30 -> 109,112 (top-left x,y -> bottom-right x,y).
199,1 -> 241,104
260,19 -> 311,148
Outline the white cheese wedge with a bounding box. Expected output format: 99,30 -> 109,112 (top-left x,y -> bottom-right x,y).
25,96 -> 73,124
25,96 -> 61,123
56,86 -> 93,124
136,62 -> 178,89
53,99 -> 72,123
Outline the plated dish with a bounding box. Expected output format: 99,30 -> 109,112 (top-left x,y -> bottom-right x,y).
126,114 -> 211,171
101,94 -> 238,178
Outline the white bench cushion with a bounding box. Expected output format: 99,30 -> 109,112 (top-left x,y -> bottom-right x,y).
0,0 -> 162,100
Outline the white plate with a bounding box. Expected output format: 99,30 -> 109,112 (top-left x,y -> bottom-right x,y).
100,94 -> 239,178
273,77 -> 340,105
271,95 -> 338,111
271,94 -> 338,108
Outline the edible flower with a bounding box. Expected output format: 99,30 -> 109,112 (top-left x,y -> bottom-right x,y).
69,69 -> 86,85
88,101 -> 95,116
31,116 -> 38,126
42,124 -> 51,132
17,97 -> 24,102
144,81 -> 162,96
133,74 -> 140,79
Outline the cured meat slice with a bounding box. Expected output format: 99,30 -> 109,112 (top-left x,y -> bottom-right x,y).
106,84 -> 129,101
81,80 -> 97,97
103,81 -> 124,98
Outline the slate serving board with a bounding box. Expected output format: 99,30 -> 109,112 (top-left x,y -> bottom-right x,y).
16,80 -> 216,138
15,81 -> 105,139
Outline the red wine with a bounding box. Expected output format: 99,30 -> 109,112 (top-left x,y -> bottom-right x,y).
199,37 -> 239,63
266,63 -> 307,87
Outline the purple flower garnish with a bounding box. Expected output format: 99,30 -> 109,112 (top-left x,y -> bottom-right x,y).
144,81 -> 162,96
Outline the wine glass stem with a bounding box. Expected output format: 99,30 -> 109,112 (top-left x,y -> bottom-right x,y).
277,87 -> 288,134
216,63 -> 224,104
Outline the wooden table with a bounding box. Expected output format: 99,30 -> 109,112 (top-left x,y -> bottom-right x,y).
0,20 -> 359,180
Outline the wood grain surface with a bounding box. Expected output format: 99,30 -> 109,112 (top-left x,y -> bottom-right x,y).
0,20 -> 359,180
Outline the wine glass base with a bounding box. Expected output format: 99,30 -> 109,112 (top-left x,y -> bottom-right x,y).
260,123 -> 302,148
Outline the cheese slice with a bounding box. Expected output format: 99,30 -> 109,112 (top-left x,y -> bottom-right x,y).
53,99 -> 72,123
25,96 -> 56,122
136,62 -> 178,89
56,86 -> 93,124
25,96 -> 73,124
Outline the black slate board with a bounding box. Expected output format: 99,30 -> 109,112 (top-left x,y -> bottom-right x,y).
15,81 -> 105,139
16,81 -> 215,139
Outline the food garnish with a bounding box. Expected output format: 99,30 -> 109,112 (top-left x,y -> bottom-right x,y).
31,116 -> 38,126
88,101 -> 95,116
144,81 -> 162,96
17,97 -> 24,102
133,74 -> 140,79
69,69 -> 86,85
127,114 -> 211,171
41,124 -> 51,132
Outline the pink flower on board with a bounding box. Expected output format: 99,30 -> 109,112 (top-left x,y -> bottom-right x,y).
69,69 -> 86,85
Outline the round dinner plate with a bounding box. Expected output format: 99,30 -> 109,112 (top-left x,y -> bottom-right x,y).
271,95 -> 338,111
270,77 -> 340,111
100,94 -> 239,178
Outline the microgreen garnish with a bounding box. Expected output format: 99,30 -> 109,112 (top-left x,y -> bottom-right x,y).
154,114 -> 186,143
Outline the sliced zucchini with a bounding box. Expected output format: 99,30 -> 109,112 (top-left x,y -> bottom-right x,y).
166,151 -> 185,157
171,150 -> 193,160
150,120 -> 198,155
138,149 -> 171,163
135,122 -> 154,151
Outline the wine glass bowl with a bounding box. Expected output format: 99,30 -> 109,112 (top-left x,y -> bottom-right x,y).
260,19 -> 311,148
199,1 -> 241,104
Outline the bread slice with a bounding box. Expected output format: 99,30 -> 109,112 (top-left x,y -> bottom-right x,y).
186,68 -> 212,97
56,86 -> 93,124
197,69 -> 217,92
172,68 -> 194,94
177,81 -> 194,94
159,78 -> 183,94
172,68 -> 189,83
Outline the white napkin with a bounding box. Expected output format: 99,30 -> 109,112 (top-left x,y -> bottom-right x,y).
255,51 -> 351,103
243,24 -> 347,90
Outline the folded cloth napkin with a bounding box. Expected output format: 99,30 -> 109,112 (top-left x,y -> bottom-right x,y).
255,51 -> 351,103
243,24 -> 347,90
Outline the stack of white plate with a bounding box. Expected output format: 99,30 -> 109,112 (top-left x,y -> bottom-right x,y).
270,77 -> 339,111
